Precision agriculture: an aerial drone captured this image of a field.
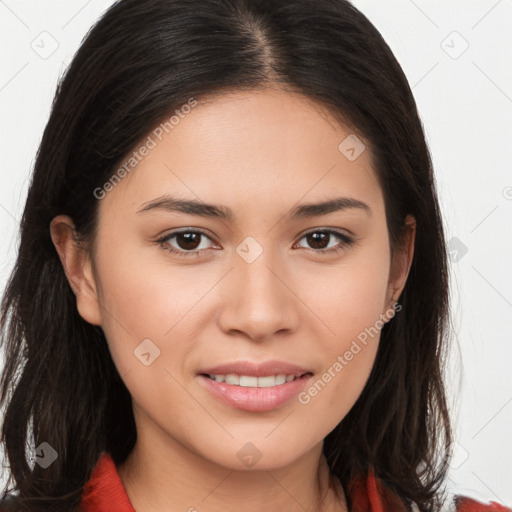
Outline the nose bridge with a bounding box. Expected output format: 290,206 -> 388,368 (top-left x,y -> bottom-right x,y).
218,237 -> 298,340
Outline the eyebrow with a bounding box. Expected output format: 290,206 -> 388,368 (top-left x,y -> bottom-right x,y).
136,195 -> 372,220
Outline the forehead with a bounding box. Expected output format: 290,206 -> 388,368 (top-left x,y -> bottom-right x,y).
98,87 -> 383,219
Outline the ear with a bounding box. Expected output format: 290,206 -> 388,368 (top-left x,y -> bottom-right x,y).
384,214 -> 416,311
49,215 -> 103,326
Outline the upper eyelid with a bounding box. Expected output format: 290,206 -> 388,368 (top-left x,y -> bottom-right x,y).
160,227 -> 218,244
297,227 -> 354,240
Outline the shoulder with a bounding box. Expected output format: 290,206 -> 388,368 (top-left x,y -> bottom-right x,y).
453,495 -> 512,512
409,493 -> 511,512
0,492 -> 17,511
348,469 -> 511,512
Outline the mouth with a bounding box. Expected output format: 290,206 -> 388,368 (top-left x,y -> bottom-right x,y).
197,361 -> 314,412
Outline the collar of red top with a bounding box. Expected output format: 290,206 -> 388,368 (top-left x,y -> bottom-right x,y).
80,452 -> 511,512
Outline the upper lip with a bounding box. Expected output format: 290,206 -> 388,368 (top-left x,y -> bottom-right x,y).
199,360 -> 312,378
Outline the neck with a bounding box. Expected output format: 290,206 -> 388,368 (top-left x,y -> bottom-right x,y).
117,420 -> 347,512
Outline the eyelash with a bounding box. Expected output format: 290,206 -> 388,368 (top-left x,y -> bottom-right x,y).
155,228 -> 355,258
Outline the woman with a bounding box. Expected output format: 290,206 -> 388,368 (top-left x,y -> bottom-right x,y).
0,0 -> 509,511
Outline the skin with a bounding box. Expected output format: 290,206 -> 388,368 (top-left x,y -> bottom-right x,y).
51,87 -> 415,512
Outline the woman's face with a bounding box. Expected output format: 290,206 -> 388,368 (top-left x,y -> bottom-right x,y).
56,88 -> 414,470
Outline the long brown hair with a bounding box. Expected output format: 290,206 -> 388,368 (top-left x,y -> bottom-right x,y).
1,0 -> 452,510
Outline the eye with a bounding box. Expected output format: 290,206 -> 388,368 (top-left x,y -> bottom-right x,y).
156,228 -> 355,258
156,229 -> 217,257
295,229 -> 355,255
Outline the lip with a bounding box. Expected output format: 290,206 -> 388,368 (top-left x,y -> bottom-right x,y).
198,360 -> 311,378
197,360 -> 314,413
198,374 -> 313,412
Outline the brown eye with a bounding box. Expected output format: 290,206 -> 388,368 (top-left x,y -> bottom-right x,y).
296,230 -> 354,254
304,232 -> 330,250
173,232 -> 202,251
156,229 -> 216,257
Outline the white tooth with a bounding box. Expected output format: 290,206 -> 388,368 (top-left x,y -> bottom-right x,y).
211,374 -> 297,387
257,375 -> 277,387
225,374 -> 240,385
239,376 -> 258,387
275,374 -> 286,385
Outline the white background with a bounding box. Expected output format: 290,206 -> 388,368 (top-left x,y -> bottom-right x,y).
0,0 -> 511,506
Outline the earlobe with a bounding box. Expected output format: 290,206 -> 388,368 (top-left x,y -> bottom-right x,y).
49,215 -> 103,326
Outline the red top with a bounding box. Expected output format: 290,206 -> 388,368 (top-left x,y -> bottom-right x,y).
80,452 -> 511,512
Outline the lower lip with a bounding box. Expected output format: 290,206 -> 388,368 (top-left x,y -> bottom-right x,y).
198,374 -> 313,412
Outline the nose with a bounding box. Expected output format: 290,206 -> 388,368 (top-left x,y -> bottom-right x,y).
217,245 -> 300,342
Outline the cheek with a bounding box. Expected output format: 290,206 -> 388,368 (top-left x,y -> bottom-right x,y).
92,241 -> 207,438
92,233 -> 207,374
302,238 -> 390,339
297,299 -> 383,436
297,242 -> 390,418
